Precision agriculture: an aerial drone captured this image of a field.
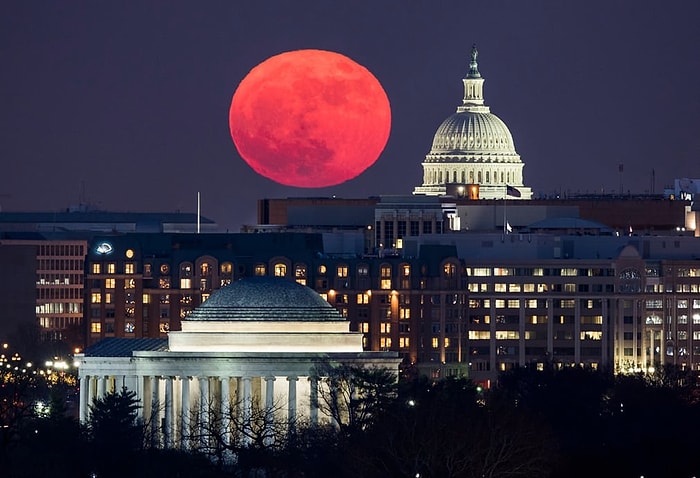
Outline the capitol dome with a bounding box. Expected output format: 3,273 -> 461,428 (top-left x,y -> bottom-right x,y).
187,276 -> 342,322
429,112 -> 517,156
414,45 -> 532,199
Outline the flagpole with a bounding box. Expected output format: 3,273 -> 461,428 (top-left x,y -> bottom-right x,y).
503,186 -> 507,235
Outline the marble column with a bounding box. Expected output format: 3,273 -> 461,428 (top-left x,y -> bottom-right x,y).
264,376 -> 276,445
151,376 -> 160,448
180,377 -> 190,450
164,377 -> 173,448
242,377 -> 252,445
309,376 -> 319,427
287,376 -> 298,432
97,375 -> 106,399
199,377 -> 209,449
79,375 -> 89,423
220,377 -> 231,448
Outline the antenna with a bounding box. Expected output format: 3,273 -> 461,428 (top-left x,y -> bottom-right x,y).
197,192 -> 201,234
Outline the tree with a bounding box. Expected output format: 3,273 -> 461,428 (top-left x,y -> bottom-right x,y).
86,387 -> 143,477
311,362 -> 397,435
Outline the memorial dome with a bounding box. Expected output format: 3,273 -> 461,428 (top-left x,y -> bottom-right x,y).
187,276 -> 342,322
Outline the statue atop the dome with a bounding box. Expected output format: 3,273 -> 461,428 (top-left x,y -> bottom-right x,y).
467,43 -> 481,78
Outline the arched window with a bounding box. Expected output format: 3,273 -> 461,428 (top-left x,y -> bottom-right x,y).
274,263 -> 287,277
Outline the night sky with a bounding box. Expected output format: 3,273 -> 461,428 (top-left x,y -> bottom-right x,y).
2,2 -> 699,231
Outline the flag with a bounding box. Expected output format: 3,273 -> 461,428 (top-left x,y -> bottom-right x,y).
506,222 -> 513,233
506,185 -> 521,198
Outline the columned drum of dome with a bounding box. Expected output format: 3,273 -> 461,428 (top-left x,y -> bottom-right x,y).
414,45 -> 532,200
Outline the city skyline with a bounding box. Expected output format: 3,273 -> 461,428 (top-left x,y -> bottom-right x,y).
2,1 -> 699,231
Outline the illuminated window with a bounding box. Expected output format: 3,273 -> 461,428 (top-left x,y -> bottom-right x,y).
380,323 -> 391,334
494,283 -> 506,292
255,264 -> 266,276
159,322 -> 170,333
380,337 -> 392,348
144,264 -> 152,276
295,264 -> 307,285
103,293 -> 112,304
273,263 -> 287,277
318,264 -> 327,275
402,265 -> 410,277
92,263 -> 101,274
143,294 -> 150,304
357,293 -> 370,304
444,337 -> 450,348
509,283 -> 521,292
124,322 -> 135,333
220,262 -> 233,274
90,322 -> 101,333
337,265 -> 348,278
400,307 -> 410,319
468,331 -> 490,340
523,284 -> 535,292
160,264 -> 170,275
507,299 -> 519,308
159,277 -> 171,288
472,268 -> 491,276
443,263 -> 456,278
380,265 -> 392,290
125,278 -> 135,289
360,322 -> 369,333
91,293 -> 101,304
200,263 -> 211,275
105,278 -> 115,289
107,263 -> 116,274
431,337 -> 439,348
125,249 -> 134,259
399,337 -> 410,348
580,331 -> 602,340
495,331 -> 519,340
124,263 -> 135,274
180,278 -> 192,289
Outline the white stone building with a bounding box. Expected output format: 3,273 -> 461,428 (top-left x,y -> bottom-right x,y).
77,276 -> 400,448
414,45 -> 532,200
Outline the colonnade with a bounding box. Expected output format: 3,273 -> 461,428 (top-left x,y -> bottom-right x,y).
79,373 -> 320,449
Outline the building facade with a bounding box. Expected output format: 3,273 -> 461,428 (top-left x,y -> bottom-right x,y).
83,230 -> 700,386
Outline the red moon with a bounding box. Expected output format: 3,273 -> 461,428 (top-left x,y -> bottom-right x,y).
229,49 -> 391,188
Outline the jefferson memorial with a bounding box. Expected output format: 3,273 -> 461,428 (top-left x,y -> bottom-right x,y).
414,45 -> 532,199
77,277 -> 400,447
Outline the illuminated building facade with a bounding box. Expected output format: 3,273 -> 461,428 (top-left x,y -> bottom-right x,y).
0,236 -> 86,346
413,45 -> 532,199
0,210 -> 216,349
84,230 -> 700,385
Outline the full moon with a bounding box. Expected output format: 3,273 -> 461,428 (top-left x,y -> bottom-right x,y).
229,49 -> 391,188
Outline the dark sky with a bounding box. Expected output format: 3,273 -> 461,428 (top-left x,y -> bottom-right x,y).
2,1 -> 699,231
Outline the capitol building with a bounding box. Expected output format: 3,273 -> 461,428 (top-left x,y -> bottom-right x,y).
414,46 -> 532,200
